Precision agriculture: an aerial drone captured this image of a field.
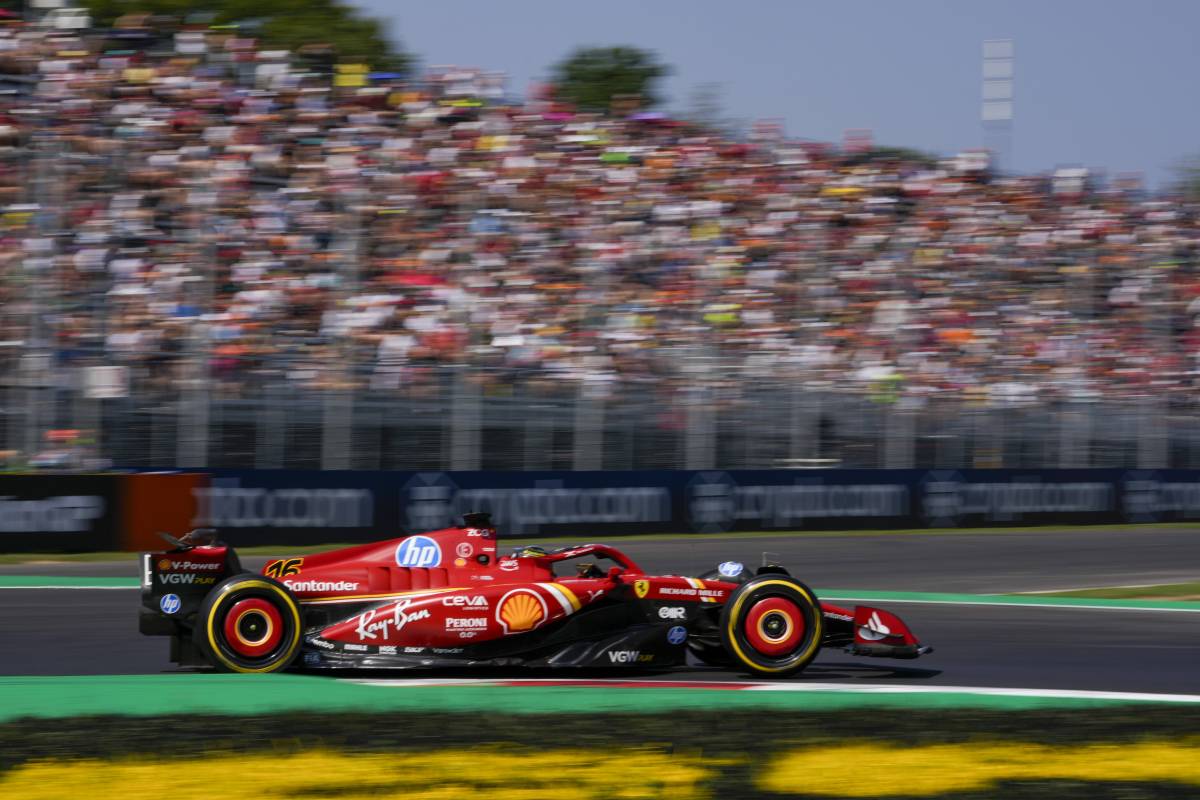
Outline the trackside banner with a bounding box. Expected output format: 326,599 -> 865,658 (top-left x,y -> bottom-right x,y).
180,468 -> 1200,545
0,472 -> 205,553
0,474 -> 119,551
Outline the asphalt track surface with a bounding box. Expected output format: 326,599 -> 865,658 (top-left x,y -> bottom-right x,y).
3,527 -> 1199,694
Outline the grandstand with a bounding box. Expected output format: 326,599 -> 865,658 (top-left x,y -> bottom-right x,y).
1,20 -> 1197,471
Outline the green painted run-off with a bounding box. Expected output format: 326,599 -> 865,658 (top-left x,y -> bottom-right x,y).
0,674 -> 1189,722
0,575 -> 137,588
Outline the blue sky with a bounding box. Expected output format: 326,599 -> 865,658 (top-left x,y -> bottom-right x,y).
355,1 -> 1199,186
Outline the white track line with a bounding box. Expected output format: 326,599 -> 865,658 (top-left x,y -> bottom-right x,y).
1020,583 -> 1196,594
346,677 -> 1200,704
745,683 -> 1200,703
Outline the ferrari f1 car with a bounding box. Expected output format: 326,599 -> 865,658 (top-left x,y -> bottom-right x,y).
139,513 -> 931,676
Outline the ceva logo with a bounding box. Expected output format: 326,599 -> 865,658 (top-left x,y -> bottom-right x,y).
395,535 -> 441,568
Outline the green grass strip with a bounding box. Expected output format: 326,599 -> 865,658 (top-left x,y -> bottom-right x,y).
1023,582 -> 1200,600
0,575 -> 137,588
0,674 -> 1194,723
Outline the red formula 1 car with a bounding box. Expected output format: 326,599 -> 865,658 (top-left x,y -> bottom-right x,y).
139,513 -> 931,676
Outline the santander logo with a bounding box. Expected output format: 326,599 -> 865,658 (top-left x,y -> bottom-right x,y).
858,611 -> 893,641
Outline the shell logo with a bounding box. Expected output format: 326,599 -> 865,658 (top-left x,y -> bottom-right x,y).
157,558 -> 171,571
496,589 -> 547,633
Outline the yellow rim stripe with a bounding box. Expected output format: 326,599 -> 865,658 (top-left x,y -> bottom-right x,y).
756,610 -> 794,644
206,580 -> 302,674
232,608 -> 275,647
725,580 -> 823,673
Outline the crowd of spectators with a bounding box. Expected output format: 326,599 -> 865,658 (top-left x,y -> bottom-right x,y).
3,20 -> 1199,415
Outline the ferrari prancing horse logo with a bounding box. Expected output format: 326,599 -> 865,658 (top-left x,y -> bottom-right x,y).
634,580 -> 650,599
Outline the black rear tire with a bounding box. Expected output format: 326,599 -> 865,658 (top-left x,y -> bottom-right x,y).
194,574 -> 303,673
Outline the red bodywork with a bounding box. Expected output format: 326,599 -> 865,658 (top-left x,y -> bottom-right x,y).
140,518 -> 930,673
254,522 -> 926,659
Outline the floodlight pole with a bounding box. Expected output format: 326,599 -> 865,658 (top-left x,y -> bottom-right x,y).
982,39 -> 1014,171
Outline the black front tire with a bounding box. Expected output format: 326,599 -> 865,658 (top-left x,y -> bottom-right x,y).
719,575 -> 824,677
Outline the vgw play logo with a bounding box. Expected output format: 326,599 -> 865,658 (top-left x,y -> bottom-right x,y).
395,535 -> 442,568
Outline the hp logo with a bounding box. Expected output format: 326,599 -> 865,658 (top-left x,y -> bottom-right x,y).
160,594 -> 181,615
667,625 -> 687,645
717,561 -> 744,578
395,535 -> 442,568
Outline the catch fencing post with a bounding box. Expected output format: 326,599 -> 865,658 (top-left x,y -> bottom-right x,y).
883,402 -> 916,469
177,362 -> 210,468
1137,395 -> 1168,469
20,353 -> 47,461
572,384 -> 604,471
177,179 -> 217,469
3,375 -> 20,458
684,384 -> 715,469
788,384 -> 820,465
522,392 -> 551,471
449,367 -> 481,470
256,380 -> 286,469
1058,401 -> 1091,468
320,386 -> 353,470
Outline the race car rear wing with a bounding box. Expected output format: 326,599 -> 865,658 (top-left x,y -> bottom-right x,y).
138,531 -> 242,638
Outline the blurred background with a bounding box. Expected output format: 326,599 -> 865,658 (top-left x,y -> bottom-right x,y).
3,10 -> 1200,795
3,0 -> 1200,474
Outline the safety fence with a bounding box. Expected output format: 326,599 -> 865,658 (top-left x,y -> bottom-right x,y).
2,373 -> 1199,473
5,467 -> 1200,551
